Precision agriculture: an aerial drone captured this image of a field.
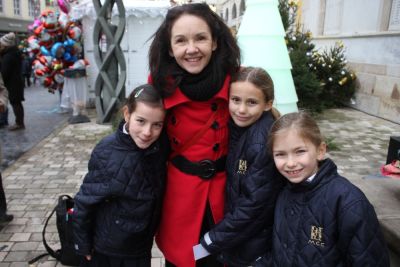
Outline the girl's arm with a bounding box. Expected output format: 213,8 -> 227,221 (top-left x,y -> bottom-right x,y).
72,141 -> 117,257
200,143 -> 283,254
338,197 -> 390,267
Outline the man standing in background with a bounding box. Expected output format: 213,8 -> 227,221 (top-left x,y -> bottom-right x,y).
0,32 -> 25,131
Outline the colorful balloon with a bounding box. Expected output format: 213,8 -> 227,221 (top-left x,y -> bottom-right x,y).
70,59 -> 89,69
58,12 -> 70,28
52,58 -> 64,71
57,0 -> 70,14
27,36 -> 40,54
41,10 -> 59,31
25,5 -> 88,91
67,26 -> 81,41
50,42 -> 65,59
54,71 -> 65,84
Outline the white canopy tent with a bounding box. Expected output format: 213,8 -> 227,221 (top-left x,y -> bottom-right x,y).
70,0 -> 170,98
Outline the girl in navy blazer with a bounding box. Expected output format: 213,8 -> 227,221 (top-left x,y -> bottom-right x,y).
263,111 -> 389,267
73,84 -> 169,267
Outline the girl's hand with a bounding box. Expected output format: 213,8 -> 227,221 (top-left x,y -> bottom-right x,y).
85,255 -> 92,261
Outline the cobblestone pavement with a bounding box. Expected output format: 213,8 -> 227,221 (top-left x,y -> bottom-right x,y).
0,107 -> 399,266
0,85 -> 70,171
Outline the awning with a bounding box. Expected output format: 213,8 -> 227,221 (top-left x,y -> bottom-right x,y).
0,17 -> 32,33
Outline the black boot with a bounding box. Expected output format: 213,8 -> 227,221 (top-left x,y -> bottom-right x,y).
0,172 -> 13,223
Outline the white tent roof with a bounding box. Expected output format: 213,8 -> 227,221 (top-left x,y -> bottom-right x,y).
71,0 -> 171,19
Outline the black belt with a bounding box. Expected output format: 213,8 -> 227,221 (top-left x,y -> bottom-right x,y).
171,155 -> 226,180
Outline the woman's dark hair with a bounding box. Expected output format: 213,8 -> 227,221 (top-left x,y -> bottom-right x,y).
125,84 -> 164,114
148,3 -> 241,97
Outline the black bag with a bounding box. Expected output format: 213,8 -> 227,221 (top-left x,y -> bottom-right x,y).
29,195 -> 81,266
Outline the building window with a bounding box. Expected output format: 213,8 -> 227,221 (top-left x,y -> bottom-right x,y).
232,3 -> 237,19
239,0 -> 245,16
220,13 -> 223,20
29,0 -> 35,17
34,0 -> 41,17
0,0 -> 3,13
225,8 -> 229,22
13,0 -> 20,15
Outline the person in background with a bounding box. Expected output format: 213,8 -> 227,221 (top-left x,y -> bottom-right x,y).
0,32 -> 25,131
263,111 -> 390,267
73,84 -> 169,267
0,72 -> 14,223
196,67 -> 284,266
0,92 -> 7,128
148,3 -> 241,266
21,52 -> 32,87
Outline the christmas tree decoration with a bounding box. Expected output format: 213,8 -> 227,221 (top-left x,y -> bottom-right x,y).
278,0 -> 356,112
237,0 -> 298,114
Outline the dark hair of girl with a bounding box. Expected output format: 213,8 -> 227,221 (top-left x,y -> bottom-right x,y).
233,67 -> 274,102
268,111 -> 323,153
148,3 -> 241,97
125,84 -> 164,114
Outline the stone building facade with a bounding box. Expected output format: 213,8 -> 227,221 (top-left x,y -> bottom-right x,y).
215,0 -> 245,34
0,0 -> 48,36
301,0 -> 400,124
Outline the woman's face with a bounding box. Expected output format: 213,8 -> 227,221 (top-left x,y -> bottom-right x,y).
169,14 -> 217,74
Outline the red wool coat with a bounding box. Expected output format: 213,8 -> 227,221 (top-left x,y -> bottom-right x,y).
155,76 -> 231,267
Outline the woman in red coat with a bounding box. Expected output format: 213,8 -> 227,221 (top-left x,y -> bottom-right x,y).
148,3 -> 241,267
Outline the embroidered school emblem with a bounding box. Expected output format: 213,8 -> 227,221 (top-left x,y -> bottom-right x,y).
237,159 -> 247,174
308,225 -> 325,247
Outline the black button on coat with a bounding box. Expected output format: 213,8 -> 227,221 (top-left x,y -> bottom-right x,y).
201,111 -> 284,266
72,122 -> 169,258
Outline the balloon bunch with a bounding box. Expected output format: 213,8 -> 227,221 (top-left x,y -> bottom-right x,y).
25,4 -> 88,94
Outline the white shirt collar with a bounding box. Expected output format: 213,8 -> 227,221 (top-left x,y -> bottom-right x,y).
306,173 -> 317,183
122,123 -> 129,135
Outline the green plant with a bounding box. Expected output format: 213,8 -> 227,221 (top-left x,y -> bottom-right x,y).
311,42 -> 356,108
278,0 -> 356,112
324,136 -> 340,151
278,0 -> 298,31
286,31 -> 324,111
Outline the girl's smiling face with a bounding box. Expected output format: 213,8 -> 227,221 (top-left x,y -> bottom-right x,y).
123,102 -> 165,149
169,14 -> 217,74
229,81 -> 272,128
272,129 -> 326,183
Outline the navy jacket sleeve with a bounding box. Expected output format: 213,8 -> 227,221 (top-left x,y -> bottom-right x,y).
72,137 -> 125,256
201,142 -> 282,253
338,198 -> 390,266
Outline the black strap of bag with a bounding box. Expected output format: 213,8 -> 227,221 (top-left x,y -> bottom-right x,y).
28,195 -> 78,265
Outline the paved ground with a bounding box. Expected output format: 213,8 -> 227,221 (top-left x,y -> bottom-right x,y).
0,84 -> 70,171
0,86 -> 400,266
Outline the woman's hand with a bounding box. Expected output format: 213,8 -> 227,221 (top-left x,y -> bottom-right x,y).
85,255 -> 92,261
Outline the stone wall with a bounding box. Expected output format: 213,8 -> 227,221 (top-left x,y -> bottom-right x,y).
301,0 -> 400,124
